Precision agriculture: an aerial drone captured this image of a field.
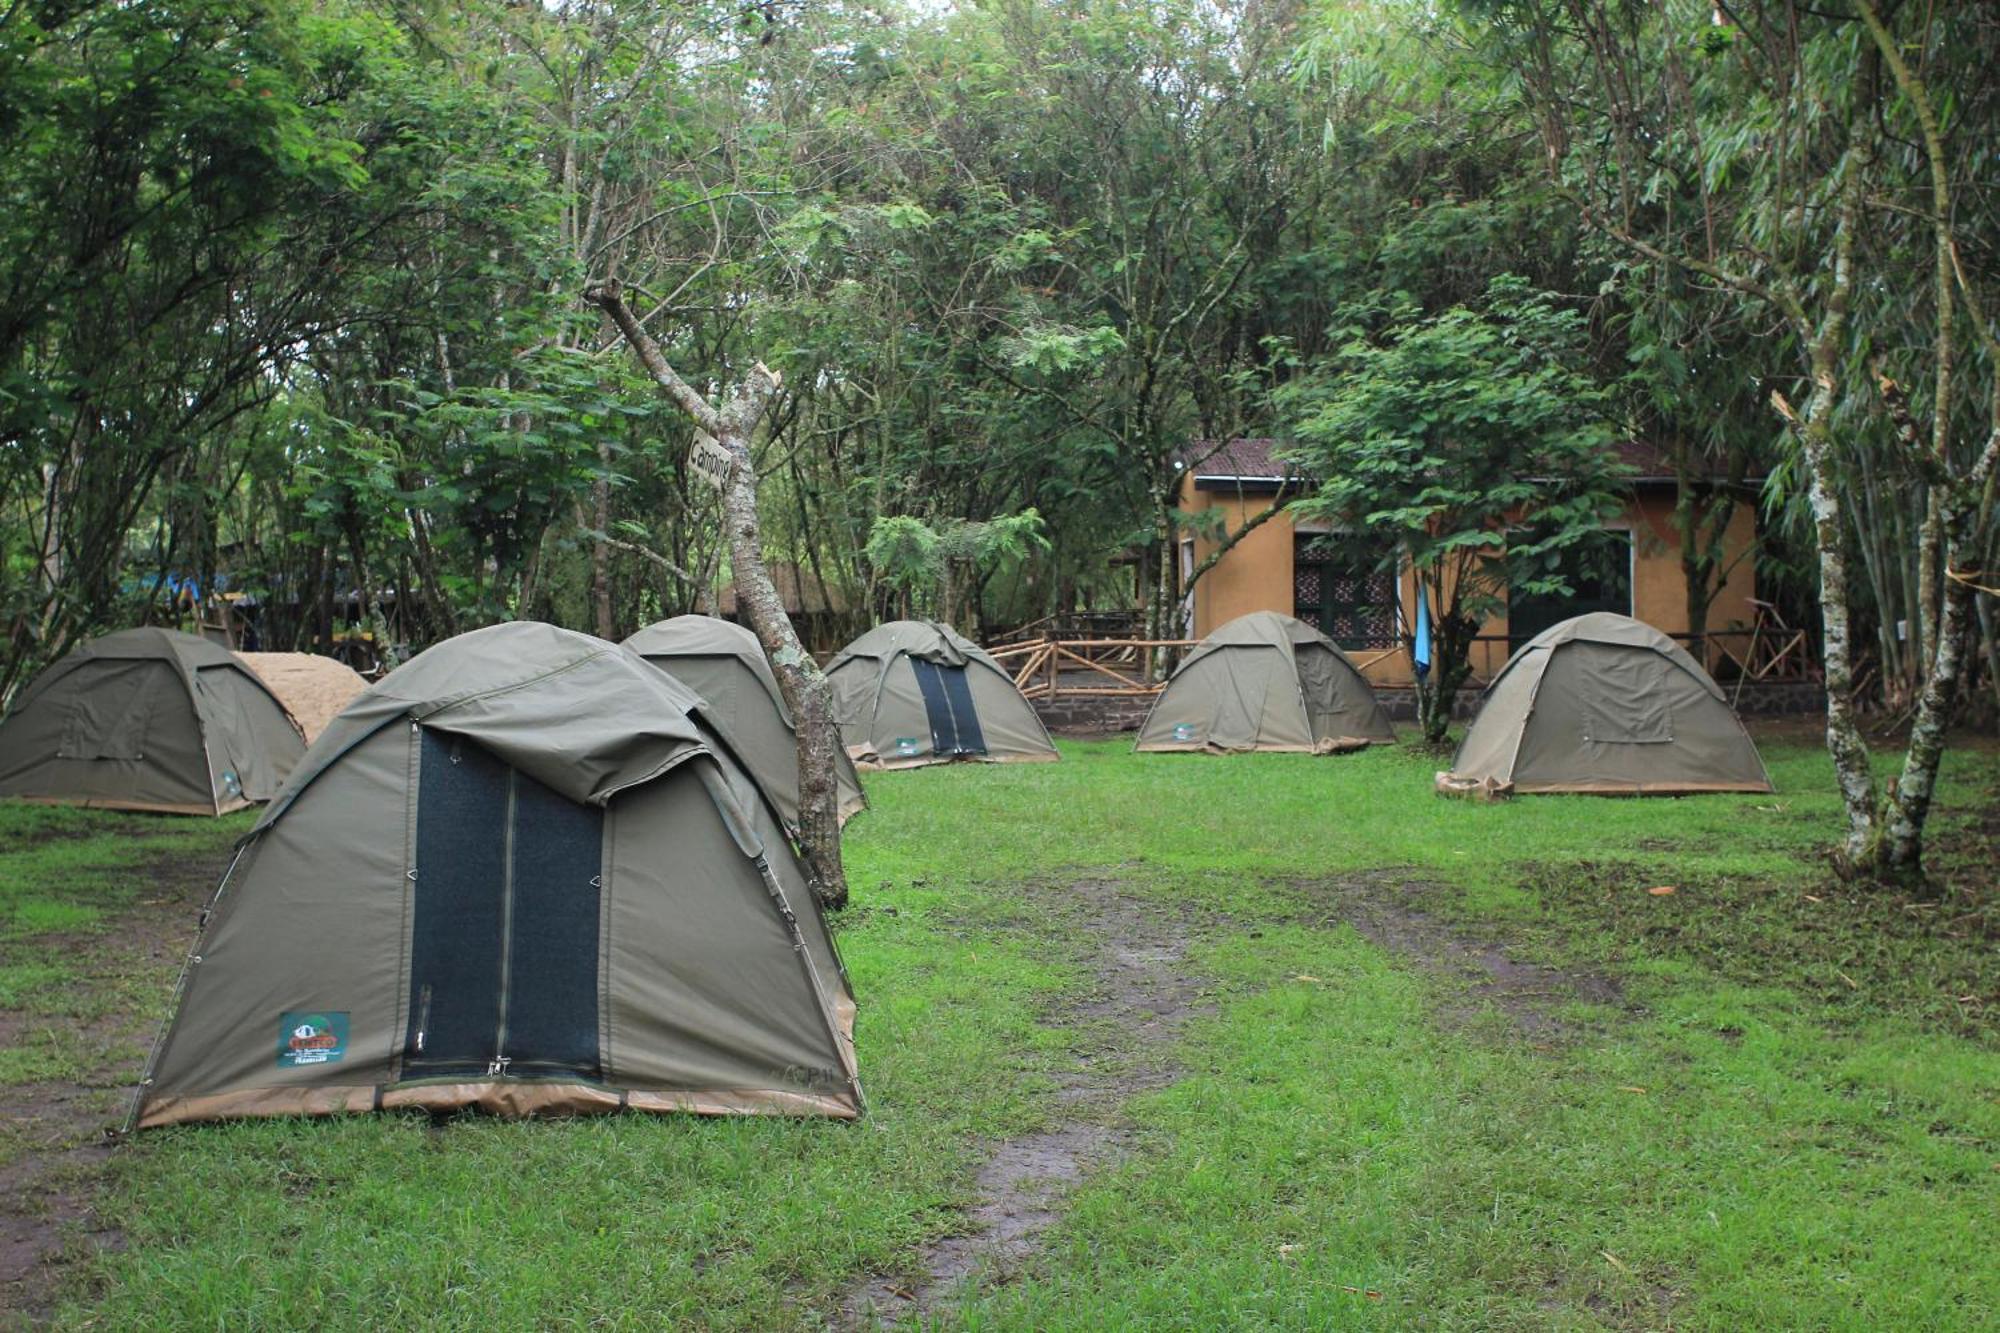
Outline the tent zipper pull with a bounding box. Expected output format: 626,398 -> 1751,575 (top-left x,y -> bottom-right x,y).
412,984 -> 431,1054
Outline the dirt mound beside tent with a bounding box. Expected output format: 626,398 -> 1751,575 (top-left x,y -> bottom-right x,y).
234,653 -> 368,743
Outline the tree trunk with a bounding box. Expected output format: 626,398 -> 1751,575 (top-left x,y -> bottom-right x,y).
346,522 -> 400,672
1881,518 -> 1976,877
1793,391 -> 1879,868
1673,479 -> 1735,663
1415,582 -> 1471,746
588,281 -> 849,910
591,448 -> 615,641
1784,123 -> 1880,869
1144,495 -> 1175,681
400,473 -> 459,642
316,540 -> 336,657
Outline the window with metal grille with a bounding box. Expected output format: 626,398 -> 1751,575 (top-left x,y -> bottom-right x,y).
1294,535 -> 1397,650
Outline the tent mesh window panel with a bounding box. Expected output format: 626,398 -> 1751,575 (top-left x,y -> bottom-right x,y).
909,659 -> 988,757
404,730 -> 603,1082
1295,536 -> 1396,651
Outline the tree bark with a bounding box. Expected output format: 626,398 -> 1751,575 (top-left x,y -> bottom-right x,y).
1780,119 -> 1880,869
587,280 -> 849,909
1416,572 -> 1473,746
1789,387 -> 1879,868
591,448 -> 616,640
399,472 -> 459,641
1881,516 -> 1976,876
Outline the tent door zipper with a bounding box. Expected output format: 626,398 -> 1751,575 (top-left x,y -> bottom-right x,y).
490,771 -> 517,1076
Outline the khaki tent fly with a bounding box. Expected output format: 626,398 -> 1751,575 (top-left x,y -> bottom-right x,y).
235,652 -> 369,744
623,615 -> 866,826
1136,611 -> 1397,754
826,620 -> 1059,769
1442,612 -> 1773,796
131,622 -> 860,1129
0,628 -> 306,815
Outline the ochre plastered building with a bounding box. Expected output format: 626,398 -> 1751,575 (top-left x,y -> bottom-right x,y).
1174,439 -> 1758,687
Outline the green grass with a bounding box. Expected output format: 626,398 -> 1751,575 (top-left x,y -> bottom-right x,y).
3,729 -> 1993,1328
0,803 -> 249,945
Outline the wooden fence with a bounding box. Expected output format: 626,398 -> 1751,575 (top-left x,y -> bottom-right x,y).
985,637 -> 1197,700
985,620 -> 1816,705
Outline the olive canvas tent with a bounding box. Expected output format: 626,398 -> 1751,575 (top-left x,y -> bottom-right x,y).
826,620 -> 1058,769
132,622 -> 860,1129
1442,612 -> 1772,796
623,615 -> 866,826
0,628 -> 305,815
1136,611 -> 1397,753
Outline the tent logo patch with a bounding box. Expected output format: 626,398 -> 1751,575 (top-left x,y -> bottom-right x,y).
278,1011 -> 348,1067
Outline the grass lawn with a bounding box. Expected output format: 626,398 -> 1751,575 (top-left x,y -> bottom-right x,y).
1,728 -> 1994,1329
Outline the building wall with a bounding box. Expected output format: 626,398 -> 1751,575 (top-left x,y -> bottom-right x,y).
1624,490 -> 1759,636
1177,487 -> 1758,686
1180,488 -> 1297,639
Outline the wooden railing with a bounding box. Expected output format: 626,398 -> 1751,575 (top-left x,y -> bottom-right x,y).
986,623 -> 1818,703
988,611 -> 1145,646
986,637 -> 1198,700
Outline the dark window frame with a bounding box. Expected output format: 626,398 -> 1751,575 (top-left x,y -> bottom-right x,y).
1294,532 -> 1399,652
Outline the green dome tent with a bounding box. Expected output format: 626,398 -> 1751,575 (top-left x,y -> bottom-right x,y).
1136,611 -> 1396,753
1442,612 -> 1772,796
0,628 -> 305,815
132,622 -> 860,1128
826,620 -> 1058,770
624,615 -> 866,826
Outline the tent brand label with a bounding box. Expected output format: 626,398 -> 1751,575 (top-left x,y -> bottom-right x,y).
278,1011 -> 348,1067
893,737 -> 919,756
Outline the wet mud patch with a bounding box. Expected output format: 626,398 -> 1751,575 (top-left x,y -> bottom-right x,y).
0,846 -> 225,1323
838,880 -> 1212,1329
1284,873 -> 1622,1038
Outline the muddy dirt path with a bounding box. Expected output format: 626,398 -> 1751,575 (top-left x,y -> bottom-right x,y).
835,869 -> 1624,1330
1289,872 -> 1622,1038
0,851 -> 221,1324
838,881 -> 1211,1330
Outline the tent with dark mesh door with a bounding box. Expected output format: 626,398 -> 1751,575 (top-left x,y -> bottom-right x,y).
825,620 -> 1057,769
132,622 -> 860,1128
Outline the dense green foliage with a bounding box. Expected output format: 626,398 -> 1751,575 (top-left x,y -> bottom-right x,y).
0,3 -> 1877,647
0,0 -> 1993,855
1281,277 -> 1626,739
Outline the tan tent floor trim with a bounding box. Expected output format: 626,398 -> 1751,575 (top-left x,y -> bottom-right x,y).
850,750 -> 1061,772
138,1080 -> 861,1128
1135,738 -> 1380,755
3,793 -> 232,816
1507,779 -> 1776,796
